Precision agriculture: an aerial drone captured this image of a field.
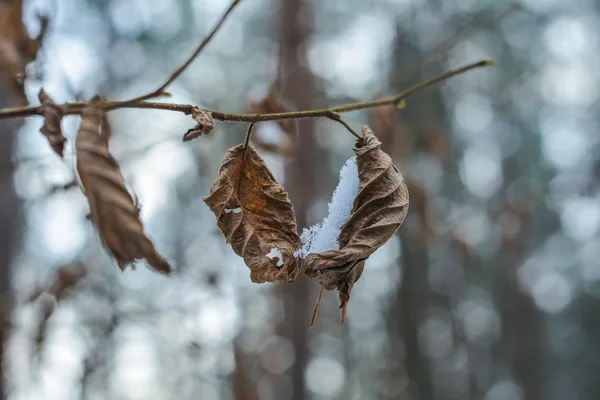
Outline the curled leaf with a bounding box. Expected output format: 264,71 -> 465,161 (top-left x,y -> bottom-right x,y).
38,89 -> 67,157
76,97 -> 171,274
203,142 -> 301,283
183,107 -> 214,141
304,125 -> 409,324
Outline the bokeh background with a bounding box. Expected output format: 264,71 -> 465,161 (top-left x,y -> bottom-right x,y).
0,0 -> 599,399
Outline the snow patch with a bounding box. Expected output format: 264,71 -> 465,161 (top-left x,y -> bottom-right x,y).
296,224 -> 322,258
266,247 -> 284,267
295,156 -> 359,258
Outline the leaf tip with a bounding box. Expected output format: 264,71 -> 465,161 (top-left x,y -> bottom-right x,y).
340,301 -> 347,326
310,287 -> 324,328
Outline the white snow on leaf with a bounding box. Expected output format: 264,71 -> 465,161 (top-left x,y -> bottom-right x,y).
294,224 -> 322,258
224,207 -> 241,214
296,156 -> 359,258
266,247 -> 284,267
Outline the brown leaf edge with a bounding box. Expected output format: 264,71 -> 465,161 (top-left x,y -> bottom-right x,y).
304,125 -> 409,325
203,142 -> 301,283
76,96 -> 171,274
38,89 -> 67,157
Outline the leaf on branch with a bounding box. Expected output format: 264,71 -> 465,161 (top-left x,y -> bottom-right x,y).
183,107 -> 214,141
76,97 -> 171,274
0,0 -> 48,105
203,142 -> 301,283
247,88 -> 296,155
304,125 -> 409,324
38,89 -> 66,157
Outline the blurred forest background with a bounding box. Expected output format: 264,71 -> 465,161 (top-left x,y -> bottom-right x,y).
0,0 -> 599,399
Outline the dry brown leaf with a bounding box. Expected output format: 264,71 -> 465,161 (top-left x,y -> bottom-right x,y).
76,97 -> 171,274
183,107 -> 214,141
203,142 -> 301,283
304,125 -> 409,324
0,0 -> 48,105
38,89 -> 66,157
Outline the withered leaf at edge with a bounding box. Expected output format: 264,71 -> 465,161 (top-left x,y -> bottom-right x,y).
38,89 -> 67,157
304,125 -> 409,321
76,97 -> 171,274
203,142 -> 301,283
183,107 -> 214,142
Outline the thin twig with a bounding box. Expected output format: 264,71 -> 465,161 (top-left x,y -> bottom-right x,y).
106,0 -> 243,108
329,114 -> 361,139
0,59 -> 493,124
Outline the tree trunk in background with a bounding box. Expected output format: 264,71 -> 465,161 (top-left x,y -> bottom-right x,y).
387,25 -> 435,400
0,82 -> 20,400
397,231 -> 433,400
277,0 -> 317,399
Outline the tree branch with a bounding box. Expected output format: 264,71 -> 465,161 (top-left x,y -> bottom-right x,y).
108,0 -> 243,108
0,59 -> 493,126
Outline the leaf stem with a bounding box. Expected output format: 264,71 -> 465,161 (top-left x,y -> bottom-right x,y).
242,122 -> 255,150
328,114 -> 361,139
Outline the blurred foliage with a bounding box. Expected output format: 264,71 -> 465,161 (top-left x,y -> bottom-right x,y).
1,0 -> 600,399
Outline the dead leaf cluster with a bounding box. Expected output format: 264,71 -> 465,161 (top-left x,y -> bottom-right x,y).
33,82 -> 408,325
204,125 -> 409,324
